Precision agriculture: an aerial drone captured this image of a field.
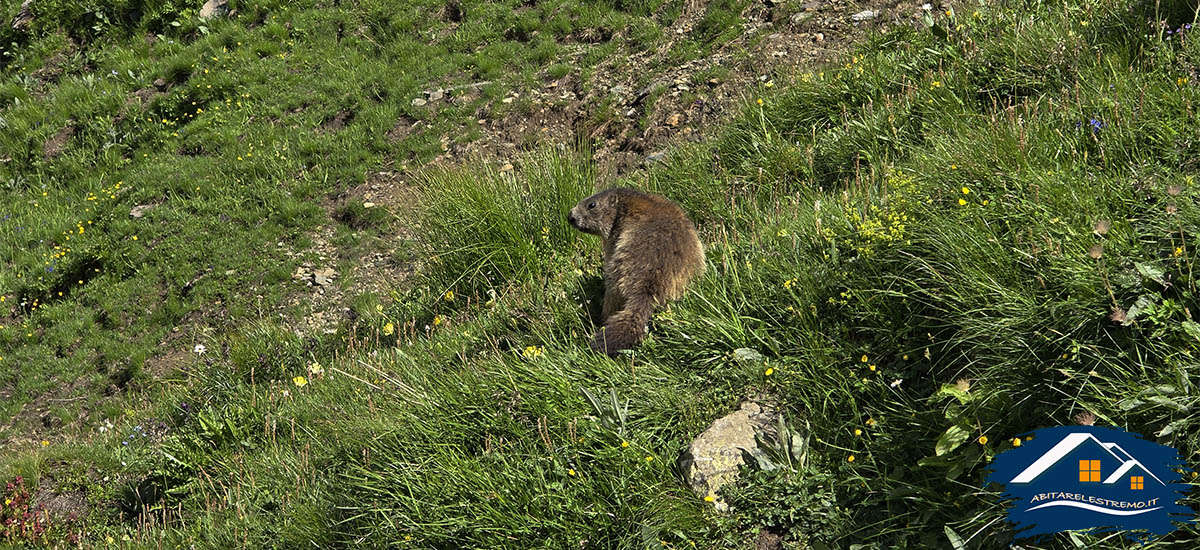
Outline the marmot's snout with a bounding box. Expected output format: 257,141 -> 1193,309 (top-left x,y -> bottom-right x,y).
567,211 -> 578,228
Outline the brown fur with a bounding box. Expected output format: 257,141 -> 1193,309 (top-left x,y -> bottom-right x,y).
567,188 -> 705,355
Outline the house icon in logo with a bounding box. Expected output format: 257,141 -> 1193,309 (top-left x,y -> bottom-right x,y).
986,425 -> 1193,542
1010,432 -> 1166,492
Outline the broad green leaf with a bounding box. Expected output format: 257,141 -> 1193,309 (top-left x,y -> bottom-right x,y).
1181,321 -> 1200,341
1135,262 -> 1166,284
944,526 -> 966,550
935,423 -> 972,456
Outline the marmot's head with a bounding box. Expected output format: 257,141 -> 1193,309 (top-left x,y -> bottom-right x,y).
568,189 -> 633,238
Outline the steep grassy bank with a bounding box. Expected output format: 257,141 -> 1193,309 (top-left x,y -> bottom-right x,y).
0,0 -> 754,449
1,0 -> 1199,548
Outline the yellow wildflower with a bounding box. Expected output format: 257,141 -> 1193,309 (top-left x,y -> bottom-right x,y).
293,376 -> 307,387
978,435 -> 989,445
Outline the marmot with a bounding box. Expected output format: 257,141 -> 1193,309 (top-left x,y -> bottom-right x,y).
567,188 -> 705,355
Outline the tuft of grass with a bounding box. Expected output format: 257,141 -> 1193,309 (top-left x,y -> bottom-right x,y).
1,0 -> 1199,548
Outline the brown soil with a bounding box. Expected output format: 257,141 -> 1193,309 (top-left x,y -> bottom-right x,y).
420,0 -> 937,178
42,123 -> 75,160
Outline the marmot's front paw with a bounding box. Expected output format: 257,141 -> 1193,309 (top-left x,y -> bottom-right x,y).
590,327 -> 636,356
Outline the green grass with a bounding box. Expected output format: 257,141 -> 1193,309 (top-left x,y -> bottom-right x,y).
2,0 -> 1200,548
0,0 -> 712,446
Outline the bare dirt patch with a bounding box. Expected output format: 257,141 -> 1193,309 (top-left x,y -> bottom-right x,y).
412,0 -> 939,180
42,123 -> 75,160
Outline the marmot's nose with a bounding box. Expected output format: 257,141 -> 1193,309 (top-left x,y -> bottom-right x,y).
567,213 -> 577,227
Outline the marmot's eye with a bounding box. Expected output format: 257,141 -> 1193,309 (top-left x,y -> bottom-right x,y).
587,202 -> 596,209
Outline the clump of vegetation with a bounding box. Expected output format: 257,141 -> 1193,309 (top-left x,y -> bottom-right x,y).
0,0 -> 1197,548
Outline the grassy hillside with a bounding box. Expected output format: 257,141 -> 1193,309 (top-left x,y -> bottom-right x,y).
2,0 -> 1199,548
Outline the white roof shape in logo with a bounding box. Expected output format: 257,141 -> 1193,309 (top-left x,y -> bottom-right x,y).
1009,432 -> 1165,485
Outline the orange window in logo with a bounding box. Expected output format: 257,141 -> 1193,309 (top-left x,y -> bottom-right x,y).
1079,460 -> 1101,482
1131,476 -> 1144,490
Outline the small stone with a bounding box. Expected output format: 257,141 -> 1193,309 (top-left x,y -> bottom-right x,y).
224,270 -> 236,276
152,78 -> 168,90
411,98 -> 427,106
199,0 -> 229,20
501,97 -> 514,104
665,113 -> 682,127
362,201 -> 375,208
646,151 -> 666,163
813,32 -> 825,42
677,399 -> 778,512
610,85 -> 631,95
11,0 -> 33,31
129,204 -> 156,218
428,89 -> 445,102
851,9 -> 879,21
500,163 -> 514,172
312,268 -> 337,286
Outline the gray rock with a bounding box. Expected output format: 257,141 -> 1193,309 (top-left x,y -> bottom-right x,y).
851,9 -> 879,22
129,204 -> 157,218
677,398 -> 778,511
11,0 -> 34,31
646,151 -> 666,163
312,268 -> 336,286
411,97 -> 427,107
427,89 -> 445,102
199,0 -> 229,20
